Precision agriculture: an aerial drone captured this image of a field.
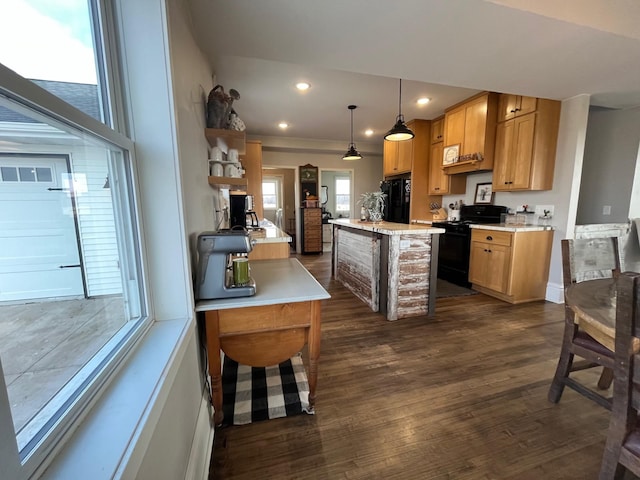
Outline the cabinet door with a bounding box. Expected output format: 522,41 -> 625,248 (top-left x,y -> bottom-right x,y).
396,138 -> 413,174
510,114 -> 536,190
444,107 -> 465,150
383,140 -> 398,176
497,94 -> 518,122
492,120 -> 514,191
431,117 -> 444,144
462,96 -> 488,156
469,241 -> 510,293
428,142 -> 446,194
243,140 -> 264,219
516,96 -> 537,117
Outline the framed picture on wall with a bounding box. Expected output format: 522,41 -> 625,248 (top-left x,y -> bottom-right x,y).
474,182 -> 494,204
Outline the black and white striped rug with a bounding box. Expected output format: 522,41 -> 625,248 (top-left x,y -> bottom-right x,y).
221,353 -> 312,426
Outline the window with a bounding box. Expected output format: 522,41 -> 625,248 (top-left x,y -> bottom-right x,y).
335,177 -> 351,212
262,177 -> 282,210
0,1 -> 148,477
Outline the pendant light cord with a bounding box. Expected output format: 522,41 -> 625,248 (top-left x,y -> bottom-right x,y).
398,79 -> 402,118
350,107 -> 354,145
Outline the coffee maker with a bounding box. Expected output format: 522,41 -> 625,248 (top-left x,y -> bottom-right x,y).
195,230 -> 256,300
245,194 -> 259,228
229,191 -> 248,229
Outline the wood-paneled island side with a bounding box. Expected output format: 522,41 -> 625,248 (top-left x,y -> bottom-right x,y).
329,219 -> 444,321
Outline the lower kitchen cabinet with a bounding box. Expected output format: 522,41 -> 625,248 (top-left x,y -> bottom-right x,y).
468,228 -> 553,303
301,207 -> 322,254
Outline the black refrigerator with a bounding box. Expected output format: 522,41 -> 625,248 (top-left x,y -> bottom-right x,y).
380,177 -> 411,224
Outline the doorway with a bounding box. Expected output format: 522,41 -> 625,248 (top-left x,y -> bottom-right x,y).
262,166 -> 297,251
319,168 -> 354,252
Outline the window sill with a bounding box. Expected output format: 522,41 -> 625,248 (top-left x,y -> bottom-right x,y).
37,316 -> 196,479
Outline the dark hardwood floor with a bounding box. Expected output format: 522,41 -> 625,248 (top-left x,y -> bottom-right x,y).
210,253 -> 631,479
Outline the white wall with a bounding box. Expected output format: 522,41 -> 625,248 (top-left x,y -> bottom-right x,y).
577,106 -> 640,224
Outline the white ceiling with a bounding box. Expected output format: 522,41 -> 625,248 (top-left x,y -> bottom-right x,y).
187,0 -> 640,145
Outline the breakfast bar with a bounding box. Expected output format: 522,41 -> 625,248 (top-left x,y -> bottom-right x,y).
195,258 -> 330,425
330,219 -> 444,321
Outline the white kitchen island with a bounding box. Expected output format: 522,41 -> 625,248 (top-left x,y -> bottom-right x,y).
329,219 -> 444,321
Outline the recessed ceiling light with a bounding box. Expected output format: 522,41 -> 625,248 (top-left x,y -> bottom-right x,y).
278,122 -> 289,129
296,82 -> 311,91
365,129 -> 374,136
417,97 -> 431,105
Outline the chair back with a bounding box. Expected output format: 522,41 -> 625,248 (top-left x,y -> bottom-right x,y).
275,208 -> 283,229
561,237 -> 621,288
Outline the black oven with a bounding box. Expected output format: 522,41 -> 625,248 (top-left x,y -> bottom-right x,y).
433,205 -> 508,287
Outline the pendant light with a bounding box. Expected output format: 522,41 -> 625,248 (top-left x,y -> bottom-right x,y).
384,78 -> 414,141
343,104 -> 362,161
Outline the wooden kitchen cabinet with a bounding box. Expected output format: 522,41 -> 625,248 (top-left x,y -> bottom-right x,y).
301,207 -> 322,254
428,129 -> 466,195
497,94 -> 537,122
469,228 -> 553,303
492,98 -> 561,191
431,116 -> 444,144
241,140 -> 264,219
383,129 -> 414,176
442,92 -> 498,175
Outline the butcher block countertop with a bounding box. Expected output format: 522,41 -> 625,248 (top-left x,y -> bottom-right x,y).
329,218 -> 444,235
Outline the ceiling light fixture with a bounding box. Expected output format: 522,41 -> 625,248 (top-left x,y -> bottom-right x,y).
365,129 -> 374,136
384,78 -> 414,142
417,97 -> 431,105
343,105 -> 362,161
296,82 -> 311,91
278,122 -> 288,129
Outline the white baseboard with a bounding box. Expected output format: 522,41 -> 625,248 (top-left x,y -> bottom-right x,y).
545,281 -> 564,304
185,395 -> 215,480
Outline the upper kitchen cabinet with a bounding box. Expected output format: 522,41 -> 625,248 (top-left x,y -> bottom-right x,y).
430,117 -> 444,144
492,97 -> 561,191
442,92 -> 498,175
428,116 -> 466,195
497,94 -> 537,122
241,140 -> 264,219
383,132 -> 413,176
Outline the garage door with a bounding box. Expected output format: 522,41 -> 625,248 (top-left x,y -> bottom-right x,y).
0,155 -> 84,302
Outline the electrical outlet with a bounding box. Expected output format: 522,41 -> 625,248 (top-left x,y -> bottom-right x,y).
603,205 -> 612,215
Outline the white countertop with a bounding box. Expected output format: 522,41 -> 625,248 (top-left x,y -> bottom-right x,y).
470,223 -> 555,232
195,257 -> 330,311
329,218 -> 445,235
250,225 -> 291,244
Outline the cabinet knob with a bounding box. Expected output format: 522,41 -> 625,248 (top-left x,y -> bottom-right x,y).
486,235 -> 493,241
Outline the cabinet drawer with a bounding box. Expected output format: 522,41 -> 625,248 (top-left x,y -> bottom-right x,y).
471,229 -> 512,247
304,209 -> 321,218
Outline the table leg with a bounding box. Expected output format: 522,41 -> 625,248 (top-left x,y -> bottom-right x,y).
307,300 -> 321,411
205,310 -> 224,426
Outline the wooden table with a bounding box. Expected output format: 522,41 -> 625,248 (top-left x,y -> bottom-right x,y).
195,258 -> 330,426
565,278 -> 617,351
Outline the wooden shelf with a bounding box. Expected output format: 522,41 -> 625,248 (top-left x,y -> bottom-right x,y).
207,176 -> 248,188
204,128 -> 246,154
441,159 -> 488,175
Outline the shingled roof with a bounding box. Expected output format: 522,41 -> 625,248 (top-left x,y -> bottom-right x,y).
0,79 -> 101,124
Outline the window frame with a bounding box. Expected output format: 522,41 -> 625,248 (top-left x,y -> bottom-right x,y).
335,176 -> 351,213
0,1 -> 153,476
262,176 -> 283,211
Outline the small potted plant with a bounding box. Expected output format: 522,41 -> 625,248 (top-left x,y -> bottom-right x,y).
359,191 -> 387,222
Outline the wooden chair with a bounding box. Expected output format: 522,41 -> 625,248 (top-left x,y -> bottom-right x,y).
548,237 -> 621,409
599,271 -> 640,479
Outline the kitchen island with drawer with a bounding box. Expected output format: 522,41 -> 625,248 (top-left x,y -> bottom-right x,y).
329,219 -> 444,321
196,258 -> 330,425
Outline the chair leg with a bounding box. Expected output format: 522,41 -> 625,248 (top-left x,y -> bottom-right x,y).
548,342 -> 574,403
598,367 -> 614,390
599,437 -> 627,480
